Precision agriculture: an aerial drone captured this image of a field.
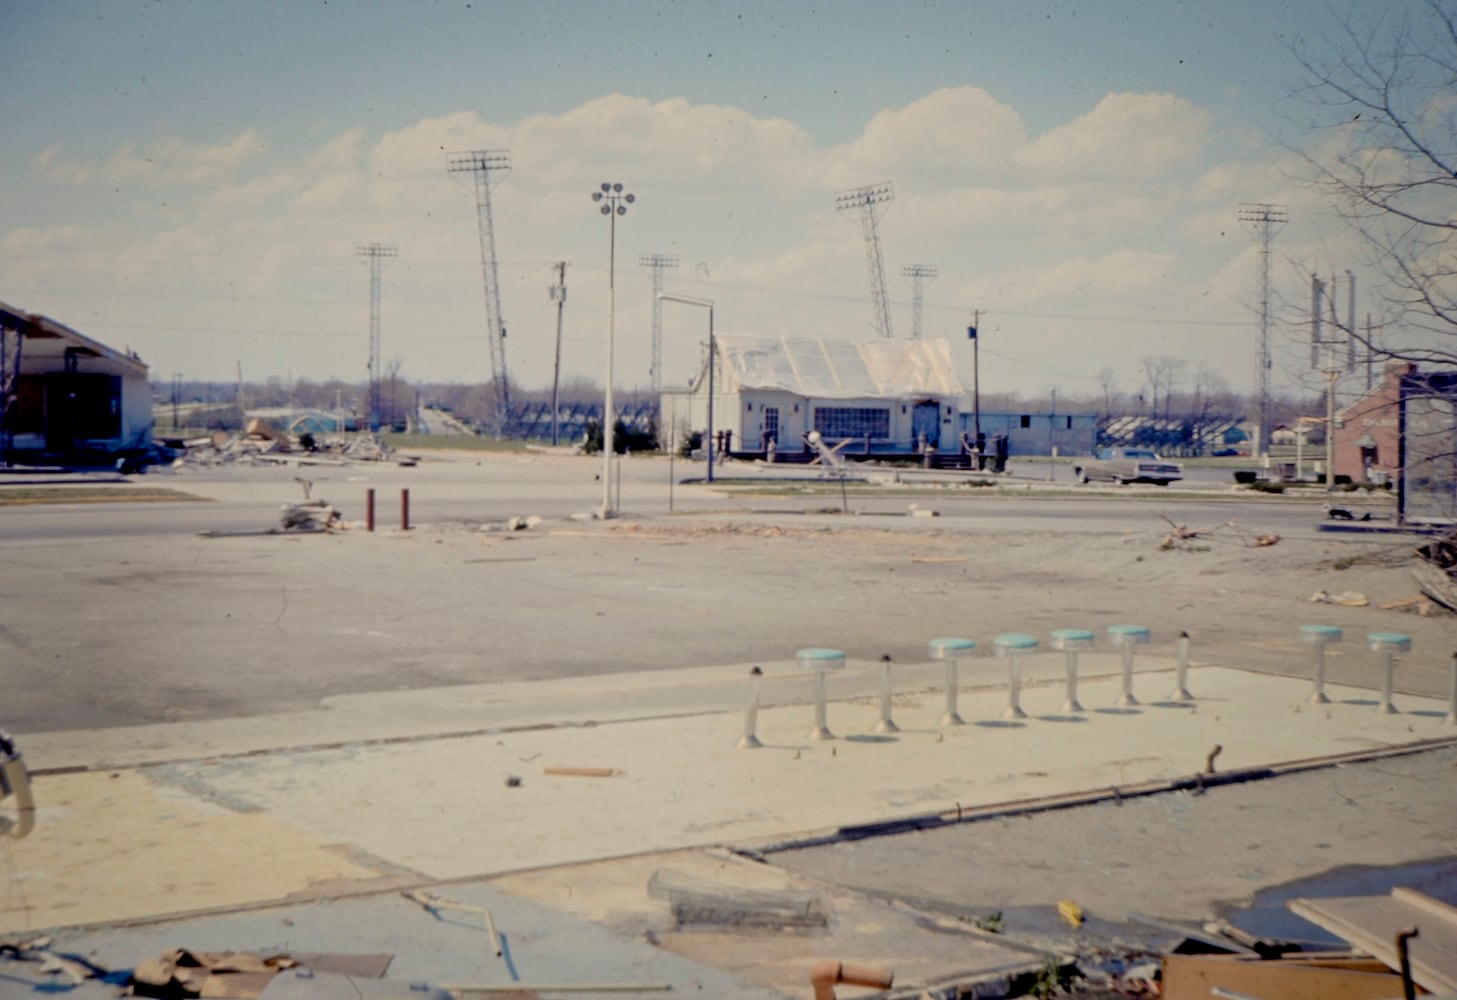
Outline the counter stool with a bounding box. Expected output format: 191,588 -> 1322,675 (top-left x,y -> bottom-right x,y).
993,632 -> 1038,720
796,647 -> 846,740
929,637 -> 976,726
1300,624 -> 1342,705
1050,628 -> 1095,712
1107,624 -> 1150,707
1366,632 -> 1410,715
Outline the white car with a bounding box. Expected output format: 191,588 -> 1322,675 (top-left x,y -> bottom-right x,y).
1074,447 -> 1183,486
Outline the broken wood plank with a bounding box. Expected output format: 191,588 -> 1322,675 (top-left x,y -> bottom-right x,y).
1287,889 -> 1457,994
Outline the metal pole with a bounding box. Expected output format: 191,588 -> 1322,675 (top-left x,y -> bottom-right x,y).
602,209 -> 616,517
401,488 -> 410,531
366,488 -> 375,533
738,666 -> 763,749
551,262 -> 566,447
875,654 -> 898,733
706,305 -> 715,483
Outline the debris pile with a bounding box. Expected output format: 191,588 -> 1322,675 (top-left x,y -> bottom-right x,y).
169,421 -> 413,467
1413,530 -> 1457,612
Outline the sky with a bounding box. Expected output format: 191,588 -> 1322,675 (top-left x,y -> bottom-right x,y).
0,0 -> 1415,404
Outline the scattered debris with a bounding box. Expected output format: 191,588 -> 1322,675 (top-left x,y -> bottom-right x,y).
1378,595 -> 1437,616
1158,515 -> 1278,549
1058,899 -> 1085,928
1309,589 -> 1370,607
648,868 -> 831,931
542,766 -> 621,778
169,427 -> 417,468
402,890 -> 504,960
1413,531 -> 1457,613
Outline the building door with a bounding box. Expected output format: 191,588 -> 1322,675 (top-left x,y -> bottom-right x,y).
762,406 -> 779,449
44,373 -> 120,456
912,400 -> 940,450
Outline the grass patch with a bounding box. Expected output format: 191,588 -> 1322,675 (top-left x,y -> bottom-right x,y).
0,486 -> 209,505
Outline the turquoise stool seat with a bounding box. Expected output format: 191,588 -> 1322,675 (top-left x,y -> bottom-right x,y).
1050,628 -> 1095,712
797,647 -> 845,740
930,637 -> 976,726
1366,632 -> 1410,714
994,632 -> 1038,719
1107,625 -> 1150,707
1301,624 -> 1342,704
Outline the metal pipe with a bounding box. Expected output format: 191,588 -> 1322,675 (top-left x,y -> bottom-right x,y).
942,658 -> 964,726
1381,650 -> 1397,714
401,488 -> 410,531
738,666 -> 764,749
811,671 -> 831,740
1170,630 -> 1193,701
1004,653 -> 1025,720
875,655 -> 899,733
366,488 -> 375,532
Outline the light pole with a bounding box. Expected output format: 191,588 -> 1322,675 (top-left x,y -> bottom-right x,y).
657,293 -> 715,483
591,182 -> 634,517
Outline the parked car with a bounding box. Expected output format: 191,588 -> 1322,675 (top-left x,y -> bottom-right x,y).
1073,447 -> 1183,486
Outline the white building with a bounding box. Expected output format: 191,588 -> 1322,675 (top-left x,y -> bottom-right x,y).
661,336 -> 966,456
1,302 -> 153,463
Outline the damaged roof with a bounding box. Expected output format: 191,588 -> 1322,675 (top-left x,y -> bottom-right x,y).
715,336 -> 965,400
0,299 -> 149,377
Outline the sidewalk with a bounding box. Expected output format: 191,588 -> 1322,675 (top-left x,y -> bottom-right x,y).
5,655 -> 1456,997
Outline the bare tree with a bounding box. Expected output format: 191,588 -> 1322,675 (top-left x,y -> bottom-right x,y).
1142,355 -> 1187,422
1289,1 -> 1457,364
1096,367 -> 1117,420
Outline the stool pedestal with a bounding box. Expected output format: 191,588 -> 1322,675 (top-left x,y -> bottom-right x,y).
993,633 -> 1038,720
929,637 -> 976,726
1050,629 -> 1094,713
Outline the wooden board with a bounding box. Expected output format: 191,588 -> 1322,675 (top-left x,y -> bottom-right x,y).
1288,888 -> 1457,994
1163,951 -> 1408,1000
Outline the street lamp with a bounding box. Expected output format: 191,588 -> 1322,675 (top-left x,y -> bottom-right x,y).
591,181 -> 634,517
658,294 -> 713,486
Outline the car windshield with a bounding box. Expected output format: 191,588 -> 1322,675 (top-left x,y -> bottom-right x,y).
1124,449 -> 1156,459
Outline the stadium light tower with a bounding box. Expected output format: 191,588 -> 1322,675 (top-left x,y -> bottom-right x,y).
902,264 -> 937,339
1237,202 -> 1287,459
836,182 -> 896,338
448,149 -> 512,433
355,242 -> 397,430
640,253 -> 680,395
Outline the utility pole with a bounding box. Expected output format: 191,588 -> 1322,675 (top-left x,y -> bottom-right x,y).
969,311 -> 981,447
640,253 -> 679,395
356,242 -> 397,431
902,264 -> 937,339
1237,202 -> 1287,460
448,149 -> 512,433
1312,271 -> 1355,491
549,262 -> 568,447
836,182 -> 896,338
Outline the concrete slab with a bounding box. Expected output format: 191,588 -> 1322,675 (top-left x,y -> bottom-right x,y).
0,771 -> 390,932
44,879 -> 781,999
6,666 -> 1452,934
494,848 -> 1045,999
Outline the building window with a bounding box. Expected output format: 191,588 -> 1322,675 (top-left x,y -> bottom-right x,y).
1065,416 -> 1073,429
814,407 -> 890,439
1020,415 -> 1031,429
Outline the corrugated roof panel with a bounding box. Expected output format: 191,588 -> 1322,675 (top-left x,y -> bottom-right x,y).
716,336 -> 964,399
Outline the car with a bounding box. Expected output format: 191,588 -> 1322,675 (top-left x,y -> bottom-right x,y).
1073,447 -> 1183,486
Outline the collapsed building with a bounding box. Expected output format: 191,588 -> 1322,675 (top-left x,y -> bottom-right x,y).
0,301 -> 154,466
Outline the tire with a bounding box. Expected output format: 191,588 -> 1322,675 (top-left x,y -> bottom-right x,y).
1112,475 -> 1125,486
1076,469 -> 1089,484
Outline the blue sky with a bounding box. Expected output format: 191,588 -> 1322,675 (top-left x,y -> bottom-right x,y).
0,1 -> 1409,402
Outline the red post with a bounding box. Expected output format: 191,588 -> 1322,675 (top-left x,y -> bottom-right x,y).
401,488 -> 410,531
366,488 -> 375,532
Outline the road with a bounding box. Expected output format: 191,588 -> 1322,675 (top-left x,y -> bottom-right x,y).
1,452 -> 1337,542
0,450 -> 1420,734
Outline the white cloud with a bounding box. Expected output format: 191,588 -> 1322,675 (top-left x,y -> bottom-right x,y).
823,87 -> 1027,187
1017,93 -> 1211,181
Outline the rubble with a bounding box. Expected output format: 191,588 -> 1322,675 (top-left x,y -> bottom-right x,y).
168,426 -> 416,468
1413,530 -> 1457,612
